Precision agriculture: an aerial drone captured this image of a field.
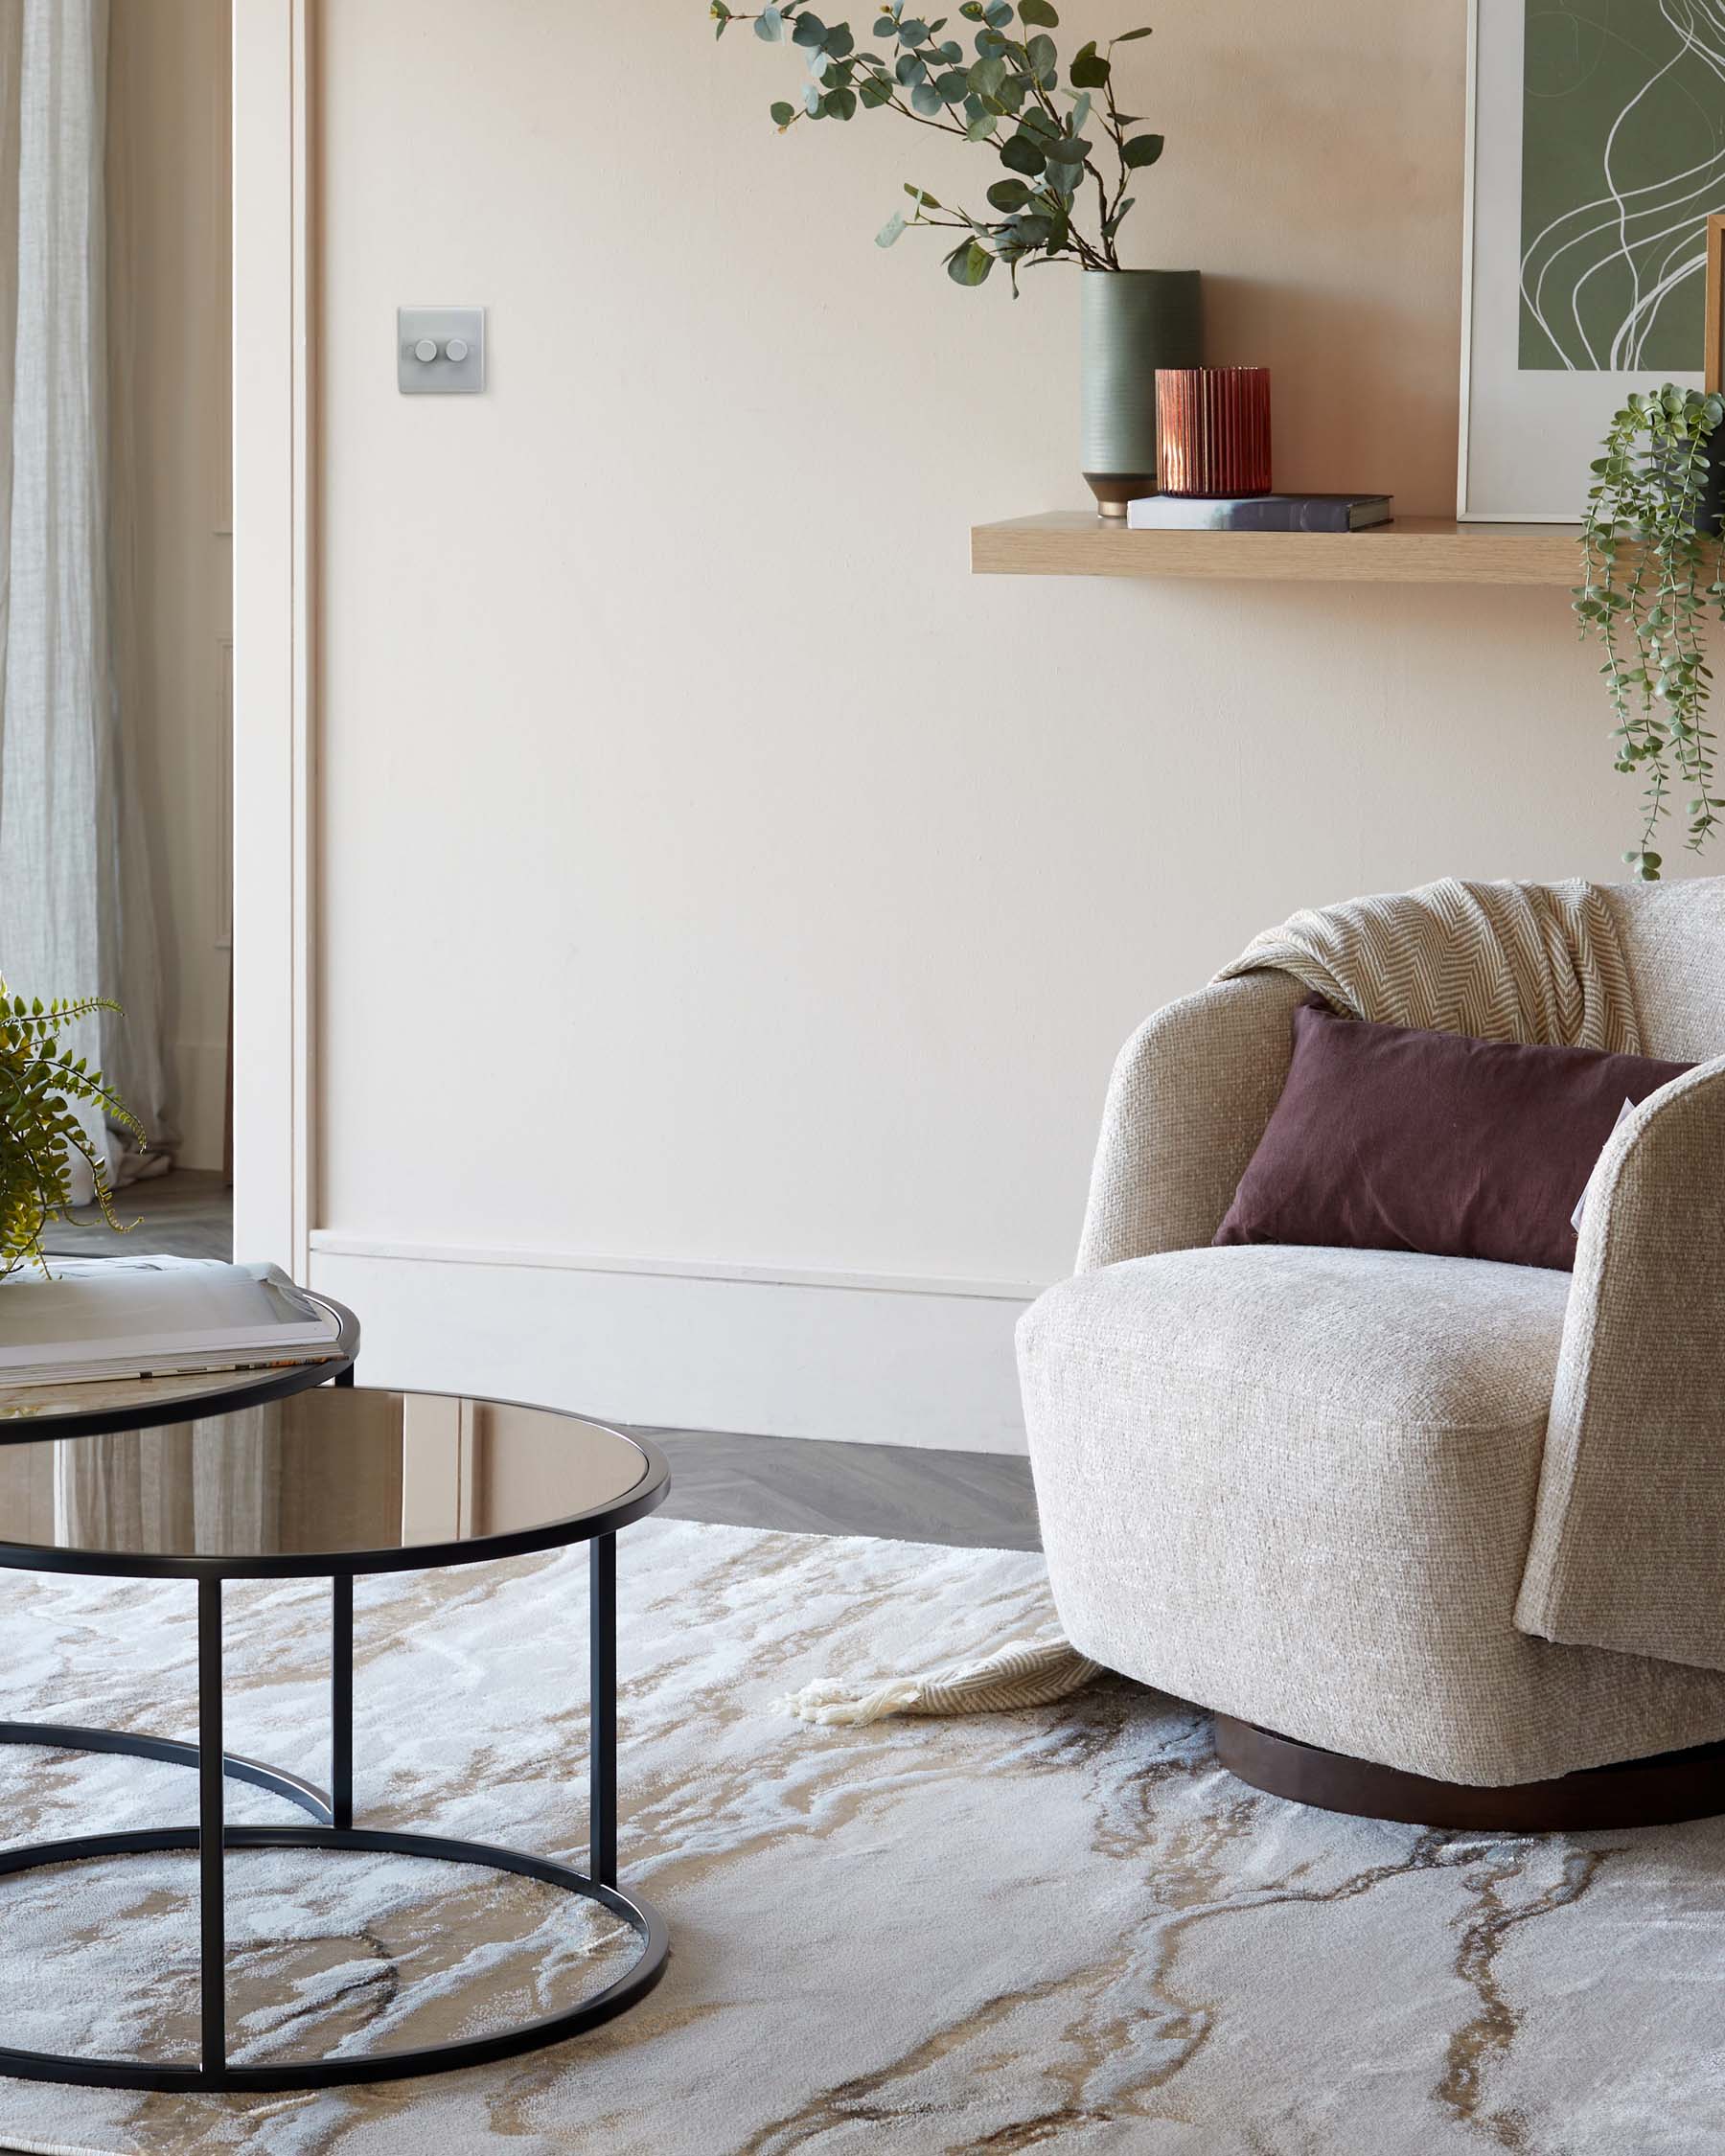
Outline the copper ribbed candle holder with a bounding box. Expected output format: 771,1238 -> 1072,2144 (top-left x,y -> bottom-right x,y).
1154,367 -> 1272,496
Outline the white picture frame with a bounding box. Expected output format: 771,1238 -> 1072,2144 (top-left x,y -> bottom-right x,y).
1459,0 -> 1708,524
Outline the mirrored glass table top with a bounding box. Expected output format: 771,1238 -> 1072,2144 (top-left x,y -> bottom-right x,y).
0,1388 -> 667,1578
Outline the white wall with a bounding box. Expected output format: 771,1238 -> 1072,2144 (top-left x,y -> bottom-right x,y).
307,0 -> 1704,1448
109,0 -> 232,1170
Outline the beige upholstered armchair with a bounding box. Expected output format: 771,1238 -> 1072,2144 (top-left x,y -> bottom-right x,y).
1017,878 -> 1725,1827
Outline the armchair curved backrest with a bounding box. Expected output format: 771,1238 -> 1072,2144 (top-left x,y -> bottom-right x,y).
1080,877 -> 1725,1277
1603,879 -> 1725,1062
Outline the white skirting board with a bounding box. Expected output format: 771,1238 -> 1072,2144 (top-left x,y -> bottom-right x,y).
308,1237 -> 1043,1454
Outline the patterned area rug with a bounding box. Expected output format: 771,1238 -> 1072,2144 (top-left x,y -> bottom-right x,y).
0,1517 -> 1719,2155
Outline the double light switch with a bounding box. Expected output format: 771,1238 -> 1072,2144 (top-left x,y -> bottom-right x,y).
398,307 -> 486,393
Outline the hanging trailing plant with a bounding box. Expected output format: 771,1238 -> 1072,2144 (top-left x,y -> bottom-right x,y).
0,987 -> 140,1281
706,0 -> 1162,291
1574,384 -> 1725,882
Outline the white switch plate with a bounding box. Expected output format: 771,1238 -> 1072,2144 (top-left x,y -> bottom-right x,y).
398,306 -> 486,394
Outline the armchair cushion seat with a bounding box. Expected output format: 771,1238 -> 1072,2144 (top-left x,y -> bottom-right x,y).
1021,1239 -> 1725,1787
1031,1241 -> 1571,1436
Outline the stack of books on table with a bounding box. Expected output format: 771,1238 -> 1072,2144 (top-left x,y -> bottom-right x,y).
1126,493 -> 1392,532
0,1256 -> 342,1388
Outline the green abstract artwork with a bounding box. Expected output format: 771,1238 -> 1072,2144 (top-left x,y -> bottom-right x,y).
1519,0 -> 1725,371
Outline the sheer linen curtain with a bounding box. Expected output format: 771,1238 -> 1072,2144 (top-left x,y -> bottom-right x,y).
0,0 -> 174,1194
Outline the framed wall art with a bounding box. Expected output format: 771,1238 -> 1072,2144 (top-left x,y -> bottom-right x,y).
1460,0 -> 1724,521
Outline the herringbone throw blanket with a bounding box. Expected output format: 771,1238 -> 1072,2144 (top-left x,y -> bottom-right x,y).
778,1636 -> 1101,1727
1215,876 -> 1643,1053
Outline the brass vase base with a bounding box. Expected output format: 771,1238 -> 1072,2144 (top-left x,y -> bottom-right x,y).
1084,473 -> 1156,519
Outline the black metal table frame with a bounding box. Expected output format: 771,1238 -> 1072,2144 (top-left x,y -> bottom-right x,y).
0,1346 -> 672,2093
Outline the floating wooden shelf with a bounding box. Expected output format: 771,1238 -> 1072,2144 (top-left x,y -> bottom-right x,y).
970,511 -> 1586,586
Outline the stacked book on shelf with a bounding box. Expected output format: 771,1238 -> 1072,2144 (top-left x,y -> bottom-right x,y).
1126,493 -> 1392,533
0,1256 -> 341,1388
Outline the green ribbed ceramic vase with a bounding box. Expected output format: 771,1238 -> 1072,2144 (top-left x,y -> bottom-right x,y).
1080,269 -> 1203,517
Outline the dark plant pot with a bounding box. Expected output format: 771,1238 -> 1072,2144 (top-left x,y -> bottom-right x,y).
1080,269 -> 1202,518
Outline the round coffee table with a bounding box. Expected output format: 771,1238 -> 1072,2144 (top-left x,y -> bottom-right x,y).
0,1384 -> 671,2091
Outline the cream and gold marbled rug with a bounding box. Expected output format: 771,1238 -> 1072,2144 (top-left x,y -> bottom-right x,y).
0,1516 -> 1719,2155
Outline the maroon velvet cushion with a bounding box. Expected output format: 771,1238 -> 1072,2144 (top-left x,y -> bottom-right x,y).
1213,999 -> 1691,1272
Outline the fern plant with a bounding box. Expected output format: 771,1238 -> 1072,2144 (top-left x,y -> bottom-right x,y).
0,987 -> 140,1281
1575,384 -> 1725,882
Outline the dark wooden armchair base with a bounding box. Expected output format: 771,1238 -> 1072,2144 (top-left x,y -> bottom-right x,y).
1216,1715 -> 1725,1831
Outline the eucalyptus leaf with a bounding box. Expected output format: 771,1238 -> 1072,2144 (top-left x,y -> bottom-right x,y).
1068,37 -> 1109,84
754,6 -> 786,39
946,238 -> 994,284
910,79 -> 943,111
770,98 -> 798,124
986,174 -> 1031,209
792,10 -> 827,42
877,209 -> 908,244
998,130 -> 1046,174
824,84 -> 858,116
1121,131 -> 1162,166
1112,23 -> 1152,38
1018,0 -> 1058,20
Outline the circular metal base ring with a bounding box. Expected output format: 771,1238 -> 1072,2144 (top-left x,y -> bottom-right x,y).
0,1726 -> 667,2092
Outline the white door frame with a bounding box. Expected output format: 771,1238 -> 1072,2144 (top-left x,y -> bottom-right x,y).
231,0 -> 315,1273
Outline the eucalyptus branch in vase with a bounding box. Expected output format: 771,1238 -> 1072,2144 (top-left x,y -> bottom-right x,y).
708,0 -> 1163,291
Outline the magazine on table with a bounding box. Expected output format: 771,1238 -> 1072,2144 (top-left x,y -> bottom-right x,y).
0,1255 -> 342,1388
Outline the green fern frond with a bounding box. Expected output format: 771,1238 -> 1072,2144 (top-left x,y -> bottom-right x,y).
0,977 -> 142,1282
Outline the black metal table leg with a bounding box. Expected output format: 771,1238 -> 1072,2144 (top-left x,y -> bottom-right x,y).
589,1534 -> 616,1890
332,1574 -> 354,1831
197,1578 -> 225,2076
